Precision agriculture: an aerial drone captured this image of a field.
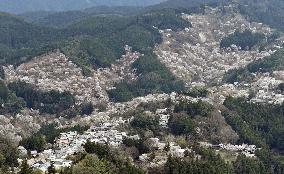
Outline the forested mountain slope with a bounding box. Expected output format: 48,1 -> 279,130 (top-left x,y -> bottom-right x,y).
1,0 -> 284,174
21,6 -> 142,28
238,0 -> 284,31
0,8 -> 193,68
149,0 -> 226,9
0,7 -> 193,105
0,0 -> 166,14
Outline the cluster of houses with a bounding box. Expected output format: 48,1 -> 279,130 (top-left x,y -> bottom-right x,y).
97,91 -> 212,124
200,142 -> 259,158
15,94 -> 210,172
4,4 -> 284,174
139,138 -> 191,168
211,73 -> 284,104
106,93 -> 173,117
156,108 -> 170,128
18,117 -> 137,173
245,75 -> 284,104
1,46 -> 149,146
218,143 -> 258,158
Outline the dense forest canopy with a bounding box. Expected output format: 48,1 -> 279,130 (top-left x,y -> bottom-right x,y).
223,97 -> 284,150
238,0 -> 284,32
8,81 -> 75,114
0,80 -> 94,117
0,0 -> 229,15
21,6 -> 143,28
220,29 -> 266,50
222,97 -> 284,173
0,80 -> 26,114
0,8 -> 191,68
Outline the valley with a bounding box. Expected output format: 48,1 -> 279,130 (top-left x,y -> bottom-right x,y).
0,0 -> 284,174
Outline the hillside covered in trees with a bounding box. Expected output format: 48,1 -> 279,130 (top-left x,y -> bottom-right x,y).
222,97 -> 284,173
220,29 -> 266,50
0,8 -> 191,68
238,0 -> 284,32
21,6 -> 143,28
223,49 -> 284,83
0,7 -> 195,102
2,0 -> 284,174
108,52 -> 185,102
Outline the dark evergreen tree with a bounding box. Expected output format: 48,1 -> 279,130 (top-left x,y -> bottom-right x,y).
19,160 -> 32,174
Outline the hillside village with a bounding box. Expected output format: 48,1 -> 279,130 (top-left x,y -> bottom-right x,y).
211,75 -> 284,104
18,112 -> 259,172
1,2 -> 284,174
8,87 -> 260,172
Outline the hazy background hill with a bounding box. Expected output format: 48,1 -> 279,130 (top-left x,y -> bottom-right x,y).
20,6 -> 143,28
20,0 -> 225,28
148,0 -> 228,9
0,0 -> 166,14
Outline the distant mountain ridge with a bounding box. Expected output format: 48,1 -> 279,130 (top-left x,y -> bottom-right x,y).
20,6 -> 143,28
19,0 -> 225,28
148,0 -> 228,9
0,0 -> 166,14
